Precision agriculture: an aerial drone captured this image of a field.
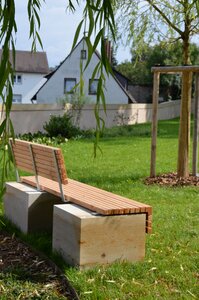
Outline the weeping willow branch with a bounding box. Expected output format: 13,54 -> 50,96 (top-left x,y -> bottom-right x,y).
0,0 -> 116,195
71,0 -> 116,156
0,0 -> 43,197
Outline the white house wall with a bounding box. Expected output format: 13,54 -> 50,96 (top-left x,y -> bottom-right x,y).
14,73 -> 47,103
36,41 -> 129,104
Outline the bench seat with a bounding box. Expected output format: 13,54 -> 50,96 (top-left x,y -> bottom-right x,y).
21,175 -> 152,233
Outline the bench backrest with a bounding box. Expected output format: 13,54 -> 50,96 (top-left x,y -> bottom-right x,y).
10,139 -> 68,184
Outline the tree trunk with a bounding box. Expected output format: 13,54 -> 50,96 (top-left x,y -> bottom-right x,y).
150,71 -> 160,177
192,74 -> 199,176
177,11 -> 192,178
177,70 -> 192,177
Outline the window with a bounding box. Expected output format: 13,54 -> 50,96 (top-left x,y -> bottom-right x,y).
81,50 -> 87,59
64,78 -> 76,93
14,74 -> 22,84
13,94 -> 22,103
89,79 -> 99,95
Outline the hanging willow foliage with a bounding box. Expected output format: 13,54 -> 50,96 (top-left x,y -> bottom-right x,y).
70,0 -> 116,155
0,0 -> 116,197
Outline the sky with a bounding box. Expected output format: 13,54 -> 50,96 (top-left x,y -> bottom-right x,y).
15,0 -> 130,68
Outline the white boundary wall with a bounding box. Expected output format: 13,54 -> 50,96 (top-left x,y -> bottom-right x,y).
0,100 -> 182,135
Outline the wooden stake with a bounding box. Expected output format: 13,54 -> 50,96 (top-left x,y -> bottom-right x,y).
150,71 -> 160,177
177,71 -> 192,178
192,74 -> 199,176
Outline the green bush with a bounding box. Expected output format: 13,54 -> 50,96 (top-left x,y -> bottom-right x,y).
16,131 -> 67,146
43,113 -> 81,139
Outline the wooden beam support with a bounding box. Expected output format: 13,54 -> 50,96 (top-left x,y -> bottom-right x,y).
177,71 -> 193,178
192,74 -> 199,176
152,65 -> 199,73
150,71 -> 160,177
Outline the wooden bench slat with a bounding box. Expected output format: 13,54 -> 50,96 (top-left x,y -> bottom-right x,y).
21,176 -> 152,232
63,190 -> 138,214
21,176 -> 115,214
21,175 -> 152,233
68,179 -> 149,213
11,139 -> 67,185
33,148 -> 56,159
12,143 -> 59,158
12,150 -> 31,160
14,156 -> 33,168
21,176 -> 151,216
32,147 -> 67,183
14,154 -> 59,180
14,161 -> 66,183
16,163 -> 34,174
36,172 -> 58,182
33,153 -> 63,164
66,182 -> 142,213
30,142 -> 61,151
13,139 -> 60,152
23,177 -> 140,212
11,142 -> 30,151
12,147 -> 55,161
35,167 -> 58,178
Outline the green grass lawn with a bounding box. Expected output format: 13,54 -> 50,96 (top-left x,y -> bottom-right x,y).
0,118 -> 199,299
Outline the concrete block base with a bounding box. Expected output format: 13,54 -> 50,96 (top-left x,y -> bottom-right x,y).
53,204 -> 146,269
3,182 -> 63,234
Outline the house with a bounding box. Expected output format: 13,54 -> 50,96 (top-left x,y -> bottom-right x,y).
0,50 -> 49,103
32,38 -> 135,104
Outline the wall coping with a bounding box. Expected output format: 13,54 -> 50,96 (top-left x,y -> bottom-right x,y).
0,99 -> 181,112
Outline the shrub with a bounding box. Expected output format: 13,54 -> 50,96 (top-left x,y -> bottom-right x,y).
43,113 -> 81,139
16,132 -> 67,146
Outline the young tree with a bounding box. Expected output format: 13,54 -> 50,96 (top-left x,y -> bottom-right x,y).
116,0 -> 199,177
0,0 -> 115,197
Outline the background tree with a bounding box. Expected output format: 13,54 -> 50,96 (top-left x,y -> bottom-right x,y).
116,0 -> 199,177
116,42 -> 199,100
0,0 -> 115,196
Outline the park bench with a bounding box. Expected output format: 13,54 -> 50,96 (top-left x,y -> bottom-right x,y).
5,138 -> 152,269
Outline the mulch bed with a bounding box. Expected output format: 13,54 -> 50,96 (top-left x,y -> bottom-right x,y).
144,172 -> 199,187
0,230 -> 80,300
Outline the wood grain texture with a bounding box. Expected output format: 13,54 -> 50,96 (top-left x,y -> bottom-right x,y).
21,175 -> 152,233
10,139 -> 68,184
53,204 -> 146,269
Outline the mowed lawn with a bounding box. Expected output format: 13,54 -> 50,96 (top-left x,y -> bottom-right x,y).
0,119 -> 198,299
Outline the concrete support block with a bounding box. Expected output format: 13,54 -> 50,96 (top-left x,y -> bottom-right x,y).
3,182 -> 62,234
53,204 -> 146,269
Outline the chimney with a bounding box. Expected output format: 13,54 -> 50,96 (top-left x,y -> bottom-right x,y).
104,38 -> 112,64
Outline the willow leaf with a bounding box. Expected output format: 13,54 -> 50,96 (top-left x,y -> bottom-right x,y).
9,119 -> 15,139
93,28 -> 104,52
72,19 -> 84,49
90,62 -> 101,81
0,120 -> 6,137
87,5 -> 94,37
36,32 -> 43,49
84,37 -> 94,70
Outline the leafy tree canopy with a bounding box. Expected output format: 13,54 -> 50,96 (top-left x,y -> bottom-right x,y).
115,0 -> 199,64
116,42 -> 199,85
